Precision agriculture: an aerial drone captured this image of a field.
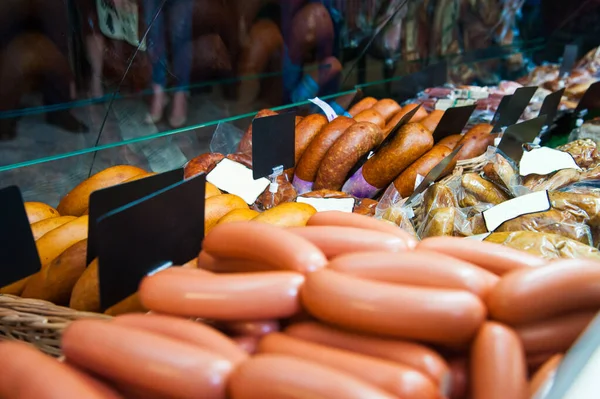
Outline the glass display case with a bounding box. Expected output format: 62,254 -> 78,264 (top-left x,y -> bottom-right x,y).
1,0 -> 599,205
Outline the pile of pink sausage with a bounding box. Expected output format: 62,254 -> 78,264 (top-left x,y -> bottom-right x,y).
1,211 -> 599,399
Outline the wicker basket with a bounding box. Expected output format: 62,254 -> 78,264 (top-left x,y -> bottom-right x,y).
0,294 -> 109,357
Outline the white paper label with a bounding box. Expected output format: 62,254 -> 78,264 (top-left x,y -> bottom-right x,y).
482,190 -> 551,232
297,197 -> 355,213
465,233 -> 491,241
309,97 -> 338,122
207,158 -> 270,205
435,99 -> 476,110
519,147 -> 582,176
494,136 -> 502,147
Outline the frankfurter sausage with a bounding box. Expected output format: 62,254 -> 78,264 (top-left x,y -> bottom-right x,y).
529,354 -> 563,398
0,341 -> 123,399
221,320 -> 279,337
307,210 -> 417,244
301,269 -> 486,345
314,122 -> 384,191
420,109 -> 444,132
361,122 -> 434,189
353,108 -> 386,128
470,321 -> 528,399
417,236 -> 547,275
202,222 -> 327,273
198,250 -> 273,273
294,116 -> 356,190
393,144 -> 452,197
384,104 -> 429,135
237,109 -> 278,154
228,354 -> 396,399
287,226 -> 411,257
258,333 -> 440,399
486,260 -> 600,324
62,320 -> 233,399
327,250 -> 498,297
284,321 -> 451,389
294,114 -> 328,165
139,267 -> 304,320
438,134 -> 462,150
454,123 -> 493,161
514,311 -> 595,354
112,314 -> 247,365
348,97 -> 378,116
447,357 -> 468,399
371,99 -> 402,122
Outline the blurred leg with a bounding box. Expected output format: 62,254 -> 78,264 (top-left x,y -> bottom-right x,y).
167,0 -> 193,127
144,0 -> 168,122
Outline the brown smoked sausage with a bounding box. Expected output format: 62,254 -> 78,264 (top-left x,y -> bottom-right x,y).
393,144 -> 452,197
314,122 -> 384,190
361,122 -> 434,189
348,97 -> 378,116
353,108 -> 386,129
371,99 -> 402,122
454,123 -> 493,161
294,114 -> 328,165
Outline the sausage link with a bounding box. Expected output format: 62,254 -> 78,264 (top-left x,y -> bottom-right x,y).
393,144 -> 452,197
286,226 -> 411,257
327,250 -> 498,298
258,333 -> 440,399
202,222 -> 327,273
514,311 -> 595,354
184,153 -> 225,179
354,109 -> 386,128
284,321 -> 450,389
470,322 -> 528,399
384,104 -> 429,135
362,122 -> 434,189
294,116 -> 356,183
454,123 -> 493,161
420,110 -> 445,132
371,99 -> 402,122
314,122 -> 384,190
198,250 -> 273,273
529,354 -> 563,398
417,236 -> 547,275
438,134 -> 462,149
62,320 -> 233,399
228,354 -> 396,399
348,97 -> 378,116
112,313 -> 248,365
301,268 -> 486,345
294,114 -> 328,165
139,267 -> 304,320
486,259 -> 600,325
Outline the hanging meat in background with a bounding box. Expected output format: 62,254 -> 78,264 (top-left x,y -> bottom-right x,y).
401,0 -> 430,73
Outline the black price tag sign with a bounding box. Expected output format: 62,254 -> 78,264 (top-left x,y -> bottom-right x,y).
407,144 -> 463,204
559,44 -> 579,76
252,112 -> 296,179
496,116 -> 546,163
96,174 -> 206,310
87,168 -> 183,265
538,88 -> 565,128
0,186 -> 41,287
491,94 -> 513,127
493,86 -> 537,132
432,104 -> 476,142
575,81 -> 600,114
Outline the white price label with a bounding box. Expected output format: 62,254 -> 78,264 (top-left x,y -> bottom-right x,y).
465,233 -> 491,241
309,97 -> 338,122
482,190 -> 551,232
519,147 -> 582,176
207,158 -> 270,205
297,197 -> 355,213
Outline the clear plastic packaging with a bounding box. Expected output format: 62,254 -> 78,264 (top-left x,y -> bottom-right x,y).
374,184 -> 418,238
